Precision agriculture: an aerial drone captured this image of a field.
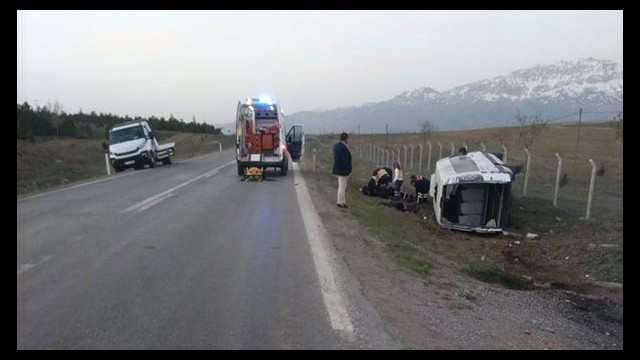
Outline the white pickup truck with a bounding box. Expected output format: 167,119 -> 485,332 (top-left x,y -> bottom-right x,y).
102,120 -> 175,173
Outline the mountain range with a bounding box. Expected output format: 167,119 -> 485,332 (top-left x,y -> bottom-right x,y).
285,57 -> 623,134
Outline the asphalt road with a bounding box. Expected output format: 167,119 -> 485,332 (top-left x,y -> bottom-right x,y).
17,150 -> 399,349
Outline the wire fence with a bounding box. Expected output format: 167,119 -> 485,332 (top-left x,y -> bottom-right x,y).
308,118 -> 623,224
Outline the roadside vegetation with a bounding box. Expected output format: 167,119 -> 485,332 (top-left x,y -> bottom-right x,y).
17,101 -> 221,141
17,132 -> 234,196
16,102 -> 234,196
303,118 -> 622,292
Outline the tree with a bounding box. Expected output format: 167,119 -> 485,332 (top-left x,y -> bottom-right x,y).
419,120 -> 436,145
49,100 -> 64,139
515,109 -> 549,149
419,120 -> 435,134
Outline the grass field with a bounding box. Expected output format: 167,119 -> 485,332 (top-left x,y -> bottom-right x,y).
17,132 -> 235,196
303,120 -> 622,291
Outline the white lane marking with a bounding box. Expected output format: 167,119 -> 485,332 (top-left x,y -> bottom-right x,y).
136,193 -> 174,213
123,160 -> 235,213
17,255 -> 52,276
17,170 -> 144,202
292,162 -> 354,334
204,170 -> 219,178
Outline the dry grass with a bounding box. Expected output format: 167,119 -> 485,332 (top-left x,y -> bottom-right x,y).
308,120 -> 622,290
17,132 -> 235,195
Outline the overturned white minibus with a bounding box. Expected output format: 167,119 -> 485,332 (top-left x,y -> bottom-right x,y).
429,151 -> 515,233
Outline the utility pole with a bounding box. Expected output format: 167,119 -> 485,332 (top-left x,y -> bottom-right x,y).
573,107 -> 582,167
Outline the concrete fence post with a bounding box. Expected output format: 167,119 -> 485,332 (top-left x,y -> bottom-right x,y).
501,144 -> 508,163
523,148 -> 531,197
104,153 -> 111,176
586,159 -> 597,220
481,142 -> 486,152
373,144 -> 377,164
403,145 -> 408,169
396,147 -> 401,163
418,144 -> 423,173
427,141 -> 432,173
371,144 -> 375,163
410,144 -> 414,170
554,153 -> 562,207
438,141 -> 442,160
463,142 -> 468,152
386,149 -> 390,167
219,142 -> 222,152
313,148 -> 317,172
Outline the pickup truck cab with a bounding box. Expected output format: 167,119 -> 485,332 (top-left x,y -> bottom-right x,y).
103,121 -> 175,172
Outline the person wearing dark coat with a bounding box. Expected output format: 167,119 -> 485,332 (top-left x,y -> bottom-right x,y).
332,132 -> 352,208
410,175 -> 431,204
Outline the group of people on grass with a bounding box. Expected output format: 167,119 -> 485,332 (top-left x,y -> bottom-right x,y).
331,132 -> 430,210
362,163 -> 430,205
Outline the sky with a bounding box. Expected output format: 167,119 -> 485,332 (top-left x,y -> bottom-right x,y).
17,10 -> 623,125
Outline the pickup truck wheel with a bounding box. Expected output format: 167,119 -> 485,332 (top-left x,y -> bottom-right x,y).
162,157 -> 172,165
114,165 -> 125,173
148,151 -> 156,168
280,158 -> 288,176
237,164 -> 244,176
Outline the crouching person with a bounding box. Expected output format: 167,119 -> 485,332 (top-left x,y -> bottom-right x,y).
409,175 -> 431,204
373,167 -> 393,198
362,175 -> 378,196
373,167 -> 392,187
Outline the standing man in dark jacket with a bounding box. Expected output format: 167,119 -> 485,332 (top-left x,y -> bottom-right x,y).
332,132 -> 352,208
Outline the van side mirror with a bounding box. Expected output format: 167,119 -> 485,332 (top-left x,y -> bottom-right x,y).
102,141 -> 108,151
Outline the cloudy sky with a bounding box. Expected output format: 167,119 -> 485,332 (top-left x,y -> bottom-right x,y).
17,10 -> 623,124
